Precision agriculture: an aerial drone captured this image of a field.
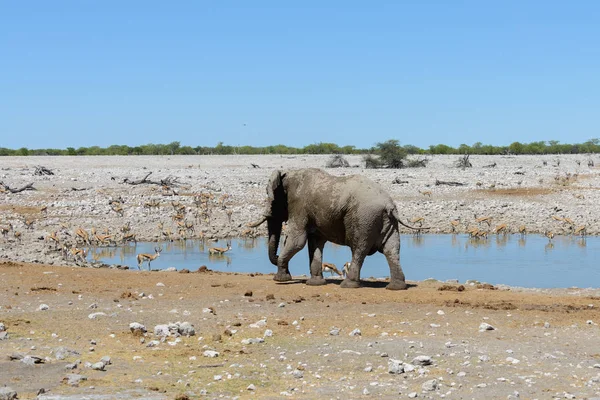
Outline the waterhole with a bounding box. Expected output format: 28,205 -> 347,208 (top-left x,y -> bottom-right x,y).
87,234 -> 599,288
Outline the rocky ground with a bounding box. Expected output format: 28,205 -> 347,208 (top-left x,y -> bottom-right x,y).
1,154 -> 600,399
2,261 -> 600,399
0,154 -> 599,266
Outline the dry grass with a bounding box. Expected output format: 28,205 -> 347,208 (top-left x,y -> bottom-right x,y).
474,187 -> 554,197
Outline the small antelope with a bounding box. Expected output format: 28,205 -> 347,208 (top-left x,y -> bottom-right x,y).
475,216 -> 492,227
40,205 -> 48,214
544,231 -> 555,241
562,217 -> 574,226
342,262 -> 351,278
551,215 -> 564,222
70,247 -> 89,263
518,225 -> 527,237
111,204 -> 124,216
574,225 -> 587,237
75,227 -> 90,244
410,217 -> 424,227
208,242 -> 232,255
494,223 -> 508,235
24,219 -> 34,230
0,223 -> 13,239
13,231 -> 22,241
322,262 -> 343,277
136,246 -> 162,270
121,222 -> 131,234
574,193 -> 585,200
94,232 -> 115,246
450,218 -> 461,233
419,190 -> 432,197
185,220 -> 194,234
122,232 -> 137,244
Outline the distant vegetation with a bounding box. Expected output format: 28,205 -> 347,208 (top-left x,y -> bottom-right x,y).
1,139 -> 600,156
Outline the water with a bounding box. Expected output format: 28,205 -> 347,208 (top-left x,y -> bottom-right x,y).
87,234 -> 600,289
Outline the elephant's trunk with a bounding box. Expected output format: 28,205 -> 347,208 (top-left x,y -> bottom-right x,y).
267,218 -> 282,266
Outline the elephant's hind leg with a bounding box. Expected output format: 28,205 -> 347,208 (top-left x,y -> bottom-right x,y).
274,227 -> 307,282
306,234 -> 327,286
382,232 -> 407,290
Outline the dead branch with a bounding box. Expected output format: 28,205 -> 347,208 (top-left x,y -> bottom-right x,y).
435,179 -> 465,187
34,165 -> 54,176
392,177 -> 409,184
197,363 -> 225,368
122,172 -> 182,188
0,181 -> 36,193
251,163 -> 261,168
70,187 -> 90,192
482,162 -> 497,168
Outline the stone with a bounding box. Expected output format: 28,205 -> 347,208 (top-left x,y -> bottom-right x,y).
177,321 -> 195,336
249,319 -> 267,328
349,328 -> 362,336
203,350 -> 219,358
247,384 -> 256,391
244,290 -> 253,297
408,392 -> 418,398
65,374 -> 87,386
91,362 -> 105,371
100,356 -> 111,366
129,322 -> 147,335
0,322 -> 5,332
0,331 -> 8,340
88,312 -> 107,319
38,304 -> 49,311
292,369 -> 304,379
422,379 -> 438,392
154,324 -> 170,337
241,338 -> 264,345
412,355 -> 433,366
264,329 -> 273,337
54,347 -> 80,360
22,355 -> 44,365
0,387 -> 18,400
479,322 -> 495,332
388,359 -> 404,374
329,328 -> 340,336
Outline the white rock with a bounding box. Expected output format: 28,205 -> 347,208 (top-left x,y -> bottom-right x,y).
264,329 -> 273,337
88,312 -> 107,319
408,392 -> 418,398
249,319 -> 267,328
292,369 -> 303,379
278,302 -> 286,308
129,322 -> 147,334
247,384 -> 256,391
412,355 -> 433,366
38,304 -> 49,311
422,379 -> 438,391
388,359 -> 404,374
154,324 -> 170,337
329,328 -> 340,336
479,322 -> 495,332
437,310 -> 445,315
156,282 -> 165,287
203,350 -> 219,358
364,366 -> 373,372
349,328 -> 361,336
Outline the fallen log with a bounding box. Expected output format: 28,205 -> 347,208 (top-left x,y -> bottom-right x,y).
122,172 -> 182,187
435,179 -> 465,187
34,165 -> 54,176
0,182 -> 36,193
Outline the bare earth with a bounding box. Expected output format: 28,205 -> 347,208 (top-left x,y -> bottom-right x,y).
1,154 -> 600,399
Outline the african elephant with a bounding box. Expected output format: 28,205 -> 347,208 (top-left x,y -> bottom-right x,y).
250,168 -> 415,290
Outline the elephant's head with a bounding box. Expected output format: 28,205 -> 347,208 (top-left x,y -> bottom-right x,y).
249,170 -> 288,265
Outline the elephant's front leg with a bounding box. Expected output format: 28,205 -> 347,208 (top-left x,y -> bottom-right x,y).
306,235 -> 327,286
274,226 -> 307,282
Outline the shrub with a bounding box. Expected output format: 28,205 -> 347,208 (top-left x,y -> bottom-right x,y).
455,154 -> 472,169
364,154 -> 383,169
326,154 -> 350,168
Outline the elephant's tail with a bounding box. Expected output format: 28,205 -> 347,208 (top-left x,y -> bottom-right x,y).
388,205 -> 431,231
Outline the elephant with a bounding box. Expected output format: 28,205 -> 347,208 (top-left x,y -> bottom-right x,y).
250,168 -> 419,290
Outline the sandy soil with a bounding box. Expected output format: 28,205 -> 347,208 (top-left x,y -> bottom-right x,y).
1,154 -> 600,398
2,261 -> 600,399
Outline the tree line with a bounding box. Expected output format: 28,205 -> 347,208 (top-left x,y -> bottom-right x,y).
1,139 -> 599,156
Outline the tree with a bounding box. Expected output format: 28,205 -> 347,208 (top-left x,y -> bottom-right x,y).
375,139 -> 407,168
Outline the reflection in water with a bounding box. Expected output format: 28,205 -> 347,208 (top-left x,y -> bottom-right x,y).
89,234 -> 600,289
410,235 -> 424,247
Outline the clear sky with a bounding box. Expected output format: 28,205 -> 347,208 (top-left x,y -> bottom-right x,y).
2,1 -> 599,150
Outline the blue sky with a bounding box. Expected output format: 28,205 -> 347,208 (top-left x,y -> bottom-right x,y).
1,1 -> 599,150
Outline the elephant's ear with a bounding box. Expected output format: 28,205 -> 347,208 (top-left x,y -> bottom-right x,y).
265,170 -> 285,217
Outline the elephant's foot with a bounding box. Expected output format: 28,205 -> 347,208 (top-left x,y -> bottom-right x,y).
273,271 -> 293,282
386,280 -> 408,290
340,278 -> 361,289
306,276 -> 327,286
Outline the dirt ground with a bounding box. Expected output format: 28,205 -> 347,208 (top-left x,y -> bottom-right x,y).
2,260 -> 600,399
